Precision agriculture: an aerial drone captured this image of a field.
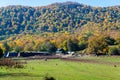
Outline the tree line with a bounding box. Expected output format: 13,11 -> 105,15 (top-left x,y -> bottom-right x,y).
0,32 -> 120,57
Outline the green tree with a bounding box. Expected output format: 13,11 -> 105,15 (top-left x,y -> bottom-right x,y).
67,39 -> 73,52
13,46 -> 22,52
44,42 -> 57,53
0,48 -> 3,58
105,36 -> 116,45
36,41 -> 57,53
108,47 -> 120,55
67,39 -> 79,51
2,41 -> 10,53
79,41 -> 87,50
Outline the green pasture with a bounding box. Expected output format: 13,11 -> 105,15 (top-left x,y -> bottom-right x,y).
79,56 -> 120,62
0,56 -> 120,80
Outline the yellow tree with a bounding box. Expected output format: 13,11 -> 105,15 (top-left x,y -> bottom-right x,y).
87,35 -> 108,55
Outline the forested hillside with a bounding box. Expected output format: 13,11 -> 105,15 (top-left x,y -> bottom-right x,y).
0,2 -> 120,36
0,2 -> 120,55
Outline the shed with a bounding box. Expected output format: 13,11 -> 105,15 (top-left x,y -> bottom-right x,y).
19,51 -> 50,57
56,48 -> 66,54
5,52 -> 19,57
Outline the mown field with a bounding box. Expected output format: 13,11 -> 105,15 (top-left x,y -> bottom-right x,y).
0,56 -> 120,80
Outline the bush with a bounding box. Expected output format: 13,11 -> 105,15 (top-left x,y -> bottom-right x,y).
0,58 -> 25,68
0,48 -> 3,58
13,64 -> 24,68
108,47 -> 120,55
44,75 -> 55,80
79,42 -> 87,50
105,36 -> 116,45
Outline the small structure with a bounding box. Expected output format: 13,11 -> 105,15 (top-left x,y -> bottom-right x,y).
4,51 -> 51,58
19,51 -> 50,57
56,48 -> 67,55
5,52 -> 19,58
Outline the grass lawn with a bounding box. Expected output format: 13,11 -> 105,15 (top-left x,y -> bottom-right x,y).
0,56 -> 120,80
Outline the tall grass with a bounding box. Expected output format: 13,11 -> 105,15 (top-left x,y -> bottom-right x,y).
0,58 -> 25,68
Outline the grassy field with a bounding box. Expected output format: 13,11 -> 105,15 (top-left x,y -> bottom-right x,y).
78,56 -> 120,62
0,56 -> 120,80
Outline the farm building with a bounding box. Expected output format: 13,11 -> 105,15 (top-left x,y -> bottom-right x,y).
19,51 -> 51,57
56,48 -> 68,55
5,52 -> 19,57
4,51 -> 51,57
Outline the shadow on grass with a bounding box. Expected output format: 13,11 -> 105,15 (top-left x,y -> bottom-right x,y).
0,72 -> 42,77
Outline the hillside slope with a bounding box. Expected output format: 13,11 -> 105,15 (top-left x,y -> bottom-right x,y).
0,2 -> 120,36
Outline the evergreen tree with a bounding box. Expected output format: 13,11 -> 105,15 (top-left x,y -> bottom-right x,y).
67,39 -> 73,52
2,41 -> 10,53
0,48 -> 3,58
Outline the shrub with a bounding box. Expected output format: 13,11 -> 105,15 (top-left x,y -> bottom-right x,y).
79,42 -> 87,50
108,47 -> 120,55
105,36 -> 116,45
0,58 -> 25,68
2,41 -> 10,53
44,75 -> 55,80
0,48 -> 3,58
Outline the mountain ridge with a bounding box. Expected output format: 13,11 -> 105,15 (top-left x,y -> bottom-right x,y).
1,1 -> 120,8
0,1 -> 120,36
